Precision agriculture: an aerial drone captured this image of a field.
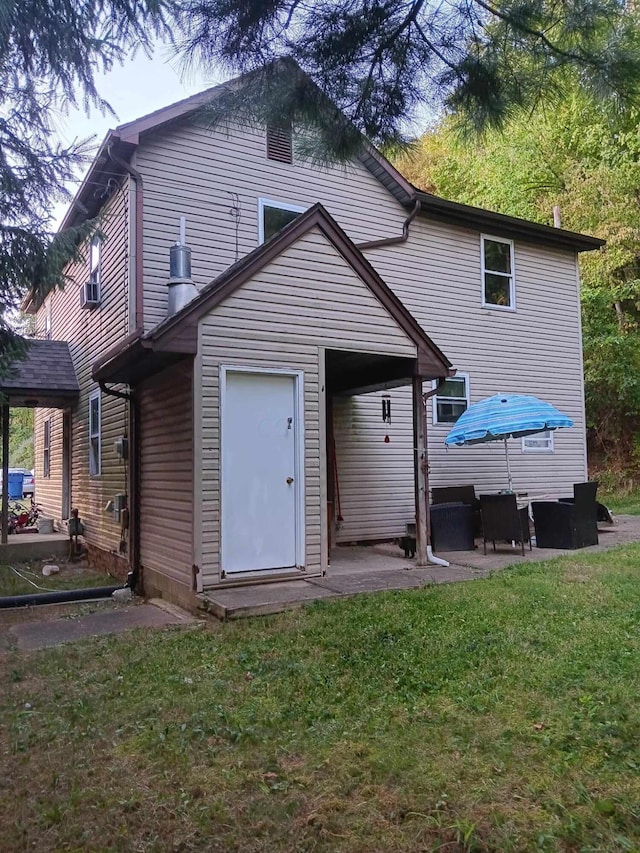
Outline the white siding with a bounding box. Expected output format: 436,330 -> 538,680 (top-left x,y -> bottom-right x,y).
334,220 -> 587,541
196,226 -> 417,587
135,121 -> 407,331
34,182 -> 130,552
135,115 -> 588,547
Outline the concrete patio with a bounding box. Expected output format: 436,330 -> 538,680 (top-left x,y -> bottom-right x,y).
201,514 -> 640,619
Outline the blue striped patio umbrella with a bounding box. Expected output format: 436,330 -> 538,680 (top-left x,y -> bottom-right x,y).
444,393 -> 574,491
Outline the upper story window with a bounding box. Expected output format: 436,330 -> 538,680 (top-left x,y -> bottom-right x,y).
258,198 -> 306,244
481,235 -> 515,310
89,390 -> 101,476
266,124 -> 292,164
90,236 -> 101,287
44,299 -> 52,340
80,236 -> 102,309
432,374 -> 470,424
522,430 -> 554,453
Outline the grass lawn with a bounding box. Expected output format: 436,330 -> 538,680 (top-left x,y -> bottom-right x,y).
2,548 -> 640,852
601,489 -> 640,516
0,561 -> 116,597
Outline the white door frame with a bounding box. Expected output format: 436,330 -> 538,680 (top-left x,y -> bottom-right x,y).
219,365 -> 306,572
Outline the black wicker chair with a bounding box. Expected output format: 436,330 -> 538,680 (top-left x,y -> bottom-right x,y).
432,485 -> 481,536
430,502 -> 475,552
479,493 -> 531,556
532,481 -> 599,549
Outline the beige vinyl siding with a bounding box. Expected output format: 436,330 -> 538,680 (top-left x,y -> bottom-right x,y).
33,182 -> 130,550
196,226 -> 417,587
139,360 -> 194,587
333,220 -> 588,541
134,121 -> 407,331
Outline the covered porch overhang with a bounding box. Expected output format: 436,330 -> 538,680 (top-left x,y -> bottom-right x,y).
1,339 -> 80,543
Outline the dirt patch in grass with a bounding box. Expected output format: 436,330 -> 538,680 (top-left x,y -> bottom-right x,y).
0,558 -> 116,598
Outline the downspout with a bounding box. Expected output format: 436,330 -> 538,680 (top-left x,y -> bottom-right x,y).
104,141 -> 144,592
356,199 -> 421,251
423,378 -> 450,567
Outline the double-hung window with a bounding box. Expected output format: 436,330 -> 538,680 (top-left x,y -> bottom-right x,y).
481,235 -> 515,309
43,418 -> 51,478
522,430 -> 554,453
89,236 -> 101,301
258,198 -> 306,244
89,390 -> 101,476
432,374 -> 470,424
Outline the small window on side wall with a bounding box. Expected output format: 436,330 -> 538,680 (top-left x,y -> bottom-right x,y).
482,235 -> 515,309
43,418 -> 51,478
258,198 -> 306,244
522,430 -> 554,453
44,300 -> 52,340
89,390 -> 101,476
433,374 -> 470,424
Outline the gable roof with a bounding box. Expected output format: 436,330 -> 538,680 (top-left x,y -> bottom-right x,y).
93,203 -> 454,385
58,63 -> 603,253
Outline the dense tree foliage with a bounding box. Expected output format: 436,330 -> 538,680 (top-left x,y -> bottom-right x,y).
396,91 -> 640,469
0,0 -> 168,370
176,0 -> 640,154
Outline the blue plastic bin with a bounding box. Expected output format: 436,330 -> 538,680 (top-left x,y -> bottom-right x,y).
7,472 -> 24,499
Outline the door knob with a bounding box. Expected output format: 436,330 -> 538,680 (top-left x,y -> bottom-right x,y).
286,477 -> 294,485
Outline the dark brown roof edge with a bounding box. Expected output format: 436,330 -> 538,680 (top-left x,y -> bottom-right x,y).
149,203 -> 453,378
415,191 -> 604,253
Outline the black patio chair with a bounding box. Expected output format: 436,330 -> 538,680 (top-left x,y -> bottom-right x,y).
532,481 -> 599,549
432,485 -> 481,536
479,493 -> 531,556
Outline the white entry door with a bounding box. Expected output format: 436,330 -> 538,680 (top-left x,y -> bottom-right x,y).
221,369 -> 301,574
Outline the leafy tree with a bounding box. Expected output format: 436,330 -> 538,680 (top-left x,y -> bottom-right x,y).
176,0 -> 640,153
396,91 -> 640,468
0,0 -> 168,371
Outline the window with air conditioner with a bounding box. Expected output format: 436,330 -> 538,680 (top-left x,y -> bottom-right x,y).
81,236 -> 102,309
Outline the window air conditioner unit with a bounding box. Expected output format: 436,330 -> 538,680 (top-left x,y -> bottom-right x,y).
80,280 -> 100,309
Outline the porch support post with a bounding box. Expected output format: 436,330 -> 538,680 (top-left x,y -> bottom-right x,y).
412,376 -> 428,567
1,401 -> 9,544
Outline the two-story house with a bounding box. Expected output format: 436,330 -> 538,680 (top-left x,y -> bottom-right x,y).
18,67 -> 602,609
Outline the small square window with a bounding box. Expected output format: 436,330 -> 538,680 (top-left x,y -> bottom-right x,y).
89,391 -> 101,476
433,375 -> 470,424
482,235 -> 515,309
258,198 -> 306,244
522,430 -> 554,453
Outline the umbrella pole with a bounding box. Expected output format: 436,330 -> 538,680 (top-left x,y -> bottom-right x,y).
504,437 -> 513,491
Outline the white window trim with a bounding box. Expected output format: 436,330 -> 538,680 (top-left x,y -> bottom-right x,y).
432,373 -> 470,425
522,430 -> 554,453
89,390 -> 101,476
89,235 -> 102,300
43,418 -> 51,478
481,234 -> 516,311
44,300 -> 52,340
258,198 -> 306,244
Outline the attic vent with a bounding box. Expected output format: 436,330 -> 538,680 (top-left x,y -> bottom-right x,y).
266,124 -> 292,164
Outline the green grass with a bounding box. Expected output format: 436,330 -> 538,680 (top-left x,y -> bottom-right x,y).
0,562 -> 116,597
601,488 -> 640,515
2,547 -> 640,851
